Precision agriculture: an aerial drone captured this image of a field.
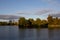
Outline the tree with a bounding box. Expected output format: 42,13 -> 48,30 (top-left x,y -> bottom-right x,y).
8,20 -> 12,25
41,20 -> 47,24
35,18 -> 41,26
47,15 -> 53,24
41,20 -> 48,28
53,17 -> 58,25
58,19 -> 60,25
28,18 -> 35,25
18,17 -> 26,28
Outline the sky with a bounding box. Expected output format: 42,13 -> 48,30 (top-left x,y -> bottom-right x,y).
0,0 -> 60,20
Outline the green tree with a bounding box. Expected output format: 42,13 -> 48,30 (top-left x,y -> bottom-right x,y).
18,17 -> 27,28
28,18 -> 35,25
58,19 -> 60,25
35,18 -> 41,26
41,20 -> 47,25
8,20 -> 12,25
47,15 -> 53,24
53,17 -> 58,25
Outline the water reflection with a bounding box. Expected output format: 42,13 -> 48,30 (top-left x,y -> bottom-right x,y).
0,26 -> 60,40
0,26 -> 19,40
19,29 -> 26,40
49,29 -> 60,40
19,29 -> 48,40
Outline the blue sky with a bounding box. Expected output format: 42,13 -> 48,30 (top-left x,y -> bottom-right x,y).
0,0 -> 60,20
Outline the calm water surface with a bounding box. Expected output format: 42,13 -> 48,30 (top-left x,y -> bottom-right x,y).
0,26 -> 60,40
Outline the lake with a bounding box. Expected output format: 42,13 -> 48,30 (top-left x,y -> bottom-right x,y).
0,26 -> 60,40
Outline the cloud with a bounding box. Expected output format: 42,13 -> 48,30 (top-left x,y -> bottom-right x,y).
17,11 -> 33,15
0,15 -> 20,20
51,14 -> 60,17
17,12 -> 30,15
35,8 -> 60,17
50,12 -> 60,17
16,10 -> 36,15
16,8 -> 60,16
42,0 -> 60,7
35,9 -> 54,15
17,13 -> 25,14
17,8 -> 54,15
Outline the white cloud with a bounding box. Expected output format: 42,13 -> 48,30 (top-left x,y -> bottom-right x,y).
42,0 -> 60,7
50,11 -> 60,17
16,10 -> 34,15
35,9 -> 53,15
16,8 -> 59,15
0,15 -> 20,20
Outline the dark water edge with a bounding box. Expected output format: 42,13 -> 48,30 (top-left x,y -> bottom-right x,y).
18,26 -> 48,29
19,28 -> 48,40
48,27 -> 60,30
18,23 -> 48,29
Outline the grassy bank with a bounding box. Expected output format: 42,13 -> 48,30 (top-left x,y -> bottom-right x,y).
48,25 -> 60,29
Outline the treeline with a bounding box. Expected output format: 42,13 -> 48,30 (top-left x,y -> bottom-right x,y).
47,15 -> 60,28
0,15 -> 60,28
0,20 -> 18,26
18,15 -> 60,28
47,15 -> 60,25
18,17 -> 48,28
